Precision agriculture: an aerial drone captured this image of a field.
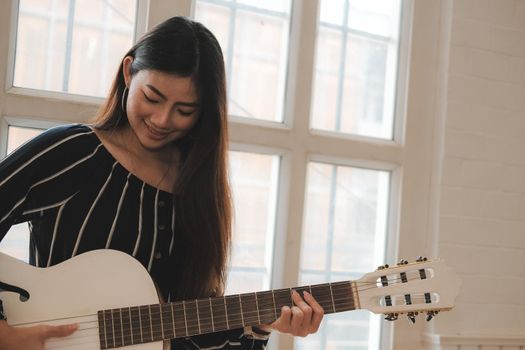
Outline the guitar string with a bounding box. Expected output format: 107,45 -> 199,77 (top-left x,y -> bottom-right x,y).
17,275 -> 428,329
48,292 -> 434,338
44,292 -> 438,350
22,275 -> 436,347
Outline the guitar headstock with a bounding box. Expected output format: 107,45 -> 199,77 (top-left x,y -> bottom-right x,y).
356,257 -> 461,323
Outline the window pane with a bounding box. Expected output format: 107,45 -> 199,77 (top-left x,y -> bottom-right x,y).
0,126 -> 44,261
195,0 -> 291,122
13,0 -> 137,97
311,0 -> 401,139
226,151 -> 279,294
296,162 -> 390,350
6,126 -> 43,154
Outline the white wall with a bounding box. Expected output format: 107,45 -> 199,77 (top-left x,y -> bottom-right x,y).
424,0 -> 525,349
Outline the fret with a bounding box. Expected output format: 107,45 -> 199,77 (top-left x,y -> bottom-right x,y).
211,297 -> 227,332
328,284 -> 336,313
172,301 -> 187,338
239,293 -> 258,326
331,281 -> 355,312
209,298 -> 215,332
103,310 -> 114,349
112,309 -> 124,346
161,304 -> 175,340
224,297 -> 229,330
130,306 -> 142,345
121,307 -> 132,346
170,303 -> 177,339
97,310 -> 107,350
108,310 -> 116,348
139,305 -> 153,343
225,295 -> 243,329
272,290 -> 277,320
254,293 -> 261,324
256,291 -> 276,325
238,295 -> 245,325
195,299 -> 201,334
149,304 -> 162,341
310,283 -> 335,314
197,298 -> 213,335
272,288 -> 292,314
184,300 -> 199,335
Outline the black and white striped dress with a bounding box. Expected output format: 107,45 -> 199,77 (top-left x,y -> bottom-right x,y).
0,124 -> 269,349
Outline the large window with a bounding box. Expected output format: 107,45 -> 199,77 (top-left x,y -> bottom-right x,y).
296,162 -> 390,350
0,1 -> 419,349
13,0 -> 137,97
195,0 -> 292,122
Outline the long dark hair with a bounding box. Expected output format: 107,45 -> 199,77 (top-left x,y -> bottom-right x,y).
93,17 -> 231,300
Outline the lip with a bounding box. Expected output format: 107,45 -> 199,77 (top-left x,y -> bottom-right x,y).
144,121 -> 171,140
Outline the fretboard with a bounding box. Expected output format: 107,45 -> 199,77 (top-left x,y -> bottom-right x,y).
97,281 -> 357,349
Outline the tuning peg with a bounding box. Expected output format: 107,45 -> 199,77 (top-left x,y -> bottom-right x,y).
407,312 -> 417,324
397,259 -> 408,265
416,256 -> 428,262
426,310 -> 439,321
384,313 -> 398,321
377,264 -> 389,270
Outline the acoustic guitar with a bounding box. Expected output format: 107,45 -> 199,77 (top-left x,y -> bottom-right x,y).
0,250 -> 461,349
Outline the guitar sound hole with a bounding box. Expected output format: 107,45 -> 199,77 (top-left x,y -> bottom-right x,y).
0,281 -> 30,302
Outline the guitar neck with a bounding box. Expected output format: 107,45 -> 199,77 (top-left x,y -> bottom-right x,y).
97,281 -> 358,349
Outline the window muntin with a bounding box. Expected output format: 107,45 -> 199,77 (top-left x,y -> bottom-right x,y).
13,0 -> 137,97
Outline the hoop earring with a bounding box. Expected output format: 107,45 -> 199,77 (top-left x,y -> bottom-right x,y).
121,86 -> 129,112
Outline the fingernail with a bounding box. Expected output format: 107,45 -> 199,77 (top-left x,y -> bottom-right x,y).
303,291 -> 311,298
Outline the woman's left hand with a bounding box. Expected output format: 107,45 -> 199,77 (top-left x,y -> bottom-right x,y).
257,290 -> 324,337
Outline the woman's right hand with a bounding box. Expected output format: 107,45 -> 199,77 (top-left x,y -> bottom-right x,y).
0,320 -> 78,350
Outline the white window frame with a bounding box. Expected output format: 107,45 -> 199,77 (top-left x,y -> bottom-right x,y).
0,0 -> 448,349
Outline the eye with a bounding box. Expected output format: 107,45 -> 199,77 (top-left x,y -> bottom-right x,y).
142,92 -> 159,104
178,109 -> 196,117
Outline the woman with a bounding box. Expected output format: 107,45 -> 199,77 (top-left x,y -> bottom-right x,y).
0,16 -> 323,349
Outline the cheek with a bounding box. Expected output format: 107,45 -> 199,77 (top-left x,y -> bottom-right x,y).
174,116 -> 199,131
126,100 -> 145,119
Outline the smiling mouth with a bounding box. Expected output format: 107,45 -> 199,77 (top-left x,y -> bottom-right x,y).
144,121 -> 170,138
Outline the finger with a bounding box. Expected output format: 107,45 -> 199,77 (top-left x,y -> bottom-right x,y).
273,306 -> 292,334
304,291 -> 324,333
291,290 -> 313,336
290,306 -> 305,336
297,291 -> 313,326
43,324 -> 78,339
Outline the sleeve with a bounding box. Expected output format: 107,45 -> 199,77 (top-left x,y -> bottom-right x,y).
0,124 -> 86,241
171,327 -> 269,349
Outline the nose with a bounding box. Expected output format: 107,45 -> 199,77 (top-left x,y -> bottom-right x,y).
150,107 -> 173,130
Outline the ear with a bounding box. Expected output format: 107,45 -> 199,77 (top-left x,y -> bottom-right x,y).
122,56 -> 134,87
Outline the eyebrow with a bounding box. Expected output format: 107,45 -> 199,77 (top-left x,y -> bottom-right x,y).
145,84 -> 200,107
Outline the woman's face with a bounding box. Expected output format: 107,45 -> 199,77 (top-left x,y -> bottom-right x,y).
123,58 -> 200,152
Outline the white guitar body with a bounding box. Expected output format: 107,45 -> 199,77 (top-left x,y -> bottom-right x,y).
0,250 -> 164,350
0,250 -> 461,350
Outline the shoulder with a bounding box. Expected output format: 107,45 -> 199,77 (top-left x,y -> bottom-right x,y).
32,124 -> 96,148
1,124 -> 99,171
16,124 -> 97,155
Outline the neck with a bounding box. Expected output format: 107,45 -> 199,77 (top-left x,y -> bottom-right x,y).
97,281 -> 357,348
121,125 -> 175,164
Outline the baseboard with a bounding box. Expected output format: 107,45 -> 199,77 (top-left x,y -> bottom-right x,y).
424,332 -> 525,347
